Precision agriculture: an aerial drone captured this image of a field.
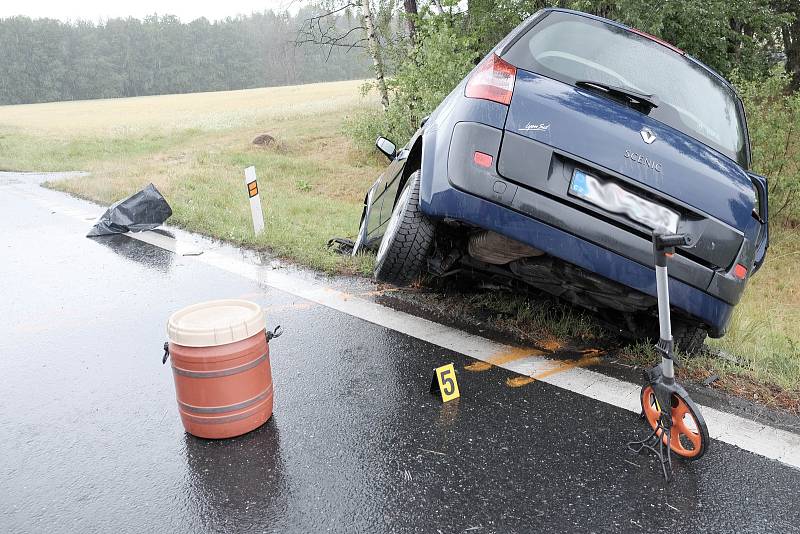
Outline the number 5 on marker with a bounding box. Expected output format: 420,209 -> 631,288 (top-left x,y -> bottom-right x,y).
430,363 -> 460,402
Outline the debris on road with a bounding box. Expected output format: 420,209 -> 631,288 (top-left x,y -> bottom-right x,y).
703,373 -> 721,387
86,183 -> 172,237
327,237 -> 356,255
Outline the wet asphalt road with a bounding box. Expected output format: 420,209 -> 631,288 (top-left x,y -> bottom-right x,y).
1,175 -> 800,533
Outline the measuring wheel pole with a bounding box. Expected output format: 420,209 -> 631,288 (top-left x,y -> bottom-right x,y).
652,232 -> 691,416
651,232 -> 685,479
654,232 -> 674,385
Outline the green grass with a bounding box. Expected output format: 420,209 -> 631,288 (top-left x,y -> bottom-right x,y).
0,130 -> 196,172
706,229 -> 800,391
459,291 -> 601,344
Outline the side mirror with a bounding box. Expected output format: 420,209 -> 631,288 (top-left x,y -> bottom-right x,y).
375,137 -> 397,160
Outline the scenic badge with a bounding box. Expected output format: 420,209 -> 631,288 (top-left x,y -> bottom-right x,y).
518,122 -> 550,132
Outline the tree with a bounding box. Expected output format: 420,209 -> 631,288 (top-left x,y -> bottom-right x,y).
0,12 -> 372,105
294,1 -> 391,109
772,0 -> 800,90
403,0 -> 418,42
361,0 -> 390,109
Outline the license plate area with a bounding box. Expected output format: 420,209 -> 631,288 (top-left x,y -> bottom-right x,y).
569,170 -> 679,233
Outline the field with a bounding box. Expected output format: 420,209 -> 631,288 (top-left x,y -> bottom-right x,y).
0,80 -> 381,273
0,81 -> 797,399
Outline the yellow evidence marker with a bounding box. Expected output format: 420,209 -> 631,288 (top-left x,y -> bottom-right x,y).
430,363 -> 460,403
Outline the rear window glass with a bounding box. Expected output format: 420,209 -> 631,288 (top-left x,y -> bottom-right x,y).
503,11 -> 747,166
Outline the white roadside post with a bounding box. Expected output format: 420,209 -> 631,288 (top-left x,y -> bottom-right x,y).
244,166 -> 265,235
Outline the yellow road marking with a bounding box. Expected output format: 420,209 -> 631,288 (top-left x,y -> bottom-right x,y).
358,288 -> 403,297
487,346 -> 546,366
506,376 -> 536,388
464,361 -> 493,372
541,339 -> 562,352
505,355 -> 604,388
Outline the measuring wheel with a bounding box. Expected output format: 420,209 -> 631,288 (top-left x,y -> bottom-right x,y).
641,384 -> 710,460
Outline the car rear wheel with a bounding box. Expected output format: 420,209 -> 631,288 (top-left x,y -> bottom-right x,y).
374,171 -> 434,286
672,322 -> 707,355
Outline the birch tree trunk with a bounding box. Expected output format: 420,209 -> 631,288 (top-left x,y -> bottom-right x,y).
361,0 -> 390,110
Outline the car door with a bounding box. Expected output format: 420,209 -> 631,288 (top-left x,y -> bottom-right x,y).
377,148 -> 408,225
363,149 -> 406,246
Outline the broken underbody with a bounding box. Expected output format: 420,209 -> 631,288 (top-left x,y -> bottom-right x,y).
428,228 -> 669,339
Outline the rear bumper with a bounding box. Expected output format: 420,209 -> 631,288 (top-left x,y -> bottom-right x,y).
419,122 -> 737,336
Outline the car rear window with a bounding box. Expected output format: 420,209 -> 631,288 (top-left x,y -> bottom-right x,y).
503,11 -> 748,166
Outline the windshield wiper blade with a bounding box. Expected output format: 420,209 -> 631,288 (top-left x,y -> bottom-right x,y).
575,80 -> 660,112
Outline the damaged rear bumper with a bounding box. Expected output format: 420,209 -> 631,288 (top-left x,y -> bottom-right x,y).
419,123 -> 739,337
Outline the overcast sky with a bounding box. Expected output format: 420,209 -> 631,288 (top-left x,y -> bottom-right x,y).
0,0 -> 308,22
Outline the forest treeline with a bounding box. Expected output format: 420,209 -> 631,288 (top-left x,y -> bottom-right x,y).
0,9 -> 371,105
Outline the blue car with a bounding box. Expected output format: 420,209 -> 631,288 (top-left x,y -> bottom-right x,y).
354,8 -> 769,353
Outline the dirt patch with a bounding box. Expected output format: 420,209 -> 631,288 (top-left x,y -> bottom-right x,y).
252,133 -> 276,147
680,365 -> 800,416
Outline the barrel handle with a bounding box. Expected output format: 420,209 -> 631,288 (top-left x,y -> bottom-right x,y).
164,327 -> 280,365
266,325 -> 283,342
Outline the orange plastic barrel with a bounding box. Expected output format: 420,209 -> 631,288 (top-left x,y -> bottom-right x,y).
166,300 -> 273,439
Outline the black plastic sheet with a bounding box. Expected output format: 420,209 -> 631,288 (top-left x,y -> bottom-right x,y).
87,183 -> 172,237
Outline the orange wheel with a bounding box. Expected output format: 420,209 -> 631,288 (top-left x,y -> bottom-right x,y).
641,385 -> 709,460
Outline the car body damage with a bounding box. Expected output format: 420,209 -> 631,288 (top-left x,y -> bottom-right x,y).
355,8 -> 770,351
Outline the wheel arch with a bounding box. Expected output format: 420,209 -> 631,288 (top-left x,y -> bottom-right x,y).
393,134 -> 424,207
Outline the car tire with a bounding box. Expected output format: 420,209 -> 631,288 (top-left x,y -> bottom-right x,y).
374,171 -> 434,286
672,322 -> 707,355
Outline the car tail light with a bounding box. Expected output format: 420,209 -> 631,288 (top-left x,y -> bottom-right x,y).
473,151 -> 493,168
734,264 -> 748,280
465,54 -> 517,105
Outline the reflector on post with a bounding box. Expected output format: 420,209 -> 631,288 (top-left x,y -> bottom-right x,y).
244,166 -> 265,235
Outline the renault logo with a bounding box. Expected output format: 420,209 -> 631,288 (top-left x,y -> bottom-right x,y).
641,128 -> 656,144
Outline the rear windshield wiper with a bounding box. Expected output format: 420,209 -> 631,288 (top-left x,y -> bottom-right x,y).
575,80 -> 660,113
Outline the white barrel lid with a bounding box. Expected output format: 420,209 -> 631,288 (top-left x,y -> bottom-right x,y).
167,299 -> 265,347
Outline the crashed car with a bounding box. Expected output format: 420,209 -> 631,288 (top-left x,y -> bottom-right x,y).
353,8 -> 769,353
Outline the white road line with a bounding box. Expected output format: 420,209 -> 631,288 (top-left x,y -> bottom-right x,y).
128,225 -> 800,470
17,185 -> 800,470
